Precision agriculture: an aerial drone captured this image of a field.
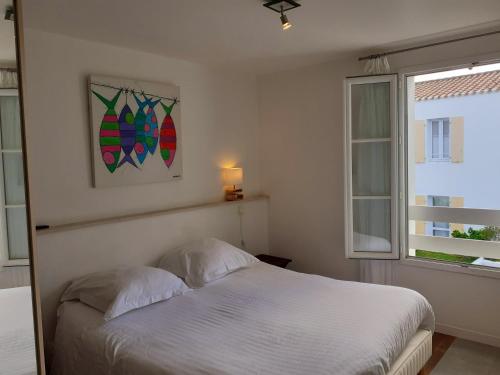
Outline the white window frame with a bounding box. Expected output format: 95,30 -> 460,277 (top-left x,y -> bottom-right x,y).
0,89 -> 28,267
427,118 -> 450,161
398,55 -> 500,279
344,74 -> 399,259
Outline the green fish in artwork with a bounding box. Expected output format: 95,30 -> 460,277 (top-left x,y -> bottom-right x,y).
132,92 -> 149,164
92,89 -> 123,173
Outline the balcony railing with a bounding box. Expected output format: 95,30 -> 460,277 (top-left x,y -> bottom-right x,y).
408,205 -> 500,259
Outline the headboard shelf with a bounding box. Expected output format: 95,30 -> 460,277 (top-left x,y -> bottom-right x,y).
36,195 -> 269,235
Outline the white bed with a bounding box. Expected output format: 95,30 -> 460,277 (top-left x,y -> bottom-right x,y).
51,263 -> 434,375
0,286 -> 37,375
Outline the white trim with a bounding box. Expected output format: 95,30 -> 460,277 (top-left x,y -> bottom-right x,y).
351,138 -> 391,143
344,74 -> 399,259
3,258 -> 29,267
352,196 -> 391,200
0,89 -> 18,96
436,322 -> 500,348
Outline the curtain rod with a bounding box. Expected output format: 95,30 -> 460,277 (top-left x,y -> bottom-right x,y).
358,29 -> 500,61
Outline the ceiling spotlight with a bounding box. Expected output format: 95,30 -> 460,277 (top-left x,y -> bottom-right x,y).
280,7 -> 292,30
263,0 -> 301,31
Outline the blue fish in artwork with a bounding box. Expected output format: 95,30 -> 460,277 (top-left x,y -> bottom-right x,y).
143,95 -> 161,155
132,92 -> 149,164
117,103 -> 137,168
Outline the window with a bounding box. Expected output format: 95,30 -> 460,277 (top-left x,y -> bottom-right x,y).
429,196 -> 450,237
428,118 -> 450,160
344,75 -> 399,259
0,90 -> 28,266
405,63 -> 500,269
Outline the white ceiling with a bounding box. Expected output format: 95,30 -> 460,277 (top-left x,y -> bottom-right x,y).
22,0 -> 500,74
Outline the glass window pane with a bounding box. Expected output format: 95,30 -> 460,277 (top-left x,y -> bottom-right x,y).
353,199 -> 391,252
351,82 -> 391,139
0,96 -> 21,150
433,229 -> 449,237
442,120 -> 450,158
432,196 -> 449,207
352,142 -> 391,196
6,207 -> 28,259
434,221 -> 449,229
3,152 -> 25,205
431,121 -> 439,158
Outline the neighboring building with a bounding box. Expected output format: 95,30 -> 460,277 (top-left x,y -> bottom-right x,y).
414,71 -> 500,238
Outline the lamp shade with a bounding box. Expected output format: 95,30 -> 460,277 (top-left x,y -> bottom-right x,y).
222,168 -> 243,186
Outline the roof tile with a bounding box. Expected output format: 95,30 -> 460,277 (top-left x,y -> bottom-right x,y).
415,70 -> 500,101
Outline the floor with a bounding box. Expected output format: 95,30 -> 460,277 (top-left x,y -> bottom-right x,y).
420,333 -> 500,374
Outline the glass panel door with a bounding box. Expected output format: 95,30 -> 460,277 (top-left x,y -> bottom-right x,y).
345,75 -> 399,259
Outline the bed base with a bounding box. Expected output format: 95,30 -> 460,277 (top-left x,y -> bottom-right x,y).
387,329 -> 432,375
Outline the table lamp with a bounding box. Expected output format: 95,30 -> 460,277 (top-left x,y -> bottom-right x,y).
222,167 -> 243,201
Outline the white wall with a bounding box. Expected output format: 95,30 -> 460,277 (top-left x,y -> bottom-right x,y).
23,29 -> 262,225
258,33 -> 500,346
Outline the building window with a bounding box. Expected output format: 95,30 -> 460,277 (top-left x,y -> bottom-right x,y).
428,118 -> 450,160
429,196 -> 450,237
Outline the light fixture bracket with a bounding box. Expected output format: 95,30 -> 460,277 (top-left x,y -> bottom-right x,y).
263,0 -> 301,14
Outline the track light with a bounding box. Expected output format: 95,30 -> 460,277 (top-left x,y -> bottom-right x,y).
263,1 -> 301,31
280,7 -> 292,30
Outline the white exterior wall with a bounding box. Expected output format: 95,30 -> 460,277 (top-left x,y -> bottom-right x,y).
415,92 -> 500,231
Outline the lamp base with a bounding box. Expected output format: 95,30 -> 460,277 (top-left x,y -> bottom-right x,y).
225,188 -> 244,201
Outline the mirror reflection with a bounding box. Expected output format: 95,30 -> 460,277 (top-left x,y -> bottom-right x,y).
0,1 -> 37,374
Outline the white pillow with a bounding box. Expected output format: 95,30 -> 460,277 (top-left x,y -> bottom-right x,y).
158,238 -> 259,288
61,266 -> 190,320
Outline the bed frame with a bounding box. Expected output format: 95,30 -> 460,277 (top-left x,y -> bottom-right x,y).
388,329 -> 432,375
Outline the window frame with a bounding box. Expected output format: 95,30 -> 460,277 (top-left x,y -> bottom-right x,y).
0,88 -> 28,267
344,74 -> 400,260
427,118 -> 451,161
398,56 -> 500,279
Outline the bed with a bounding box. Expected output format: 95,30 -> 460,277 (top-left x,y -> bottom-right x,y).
51,262 -> 434,375
0,286 -> 37,375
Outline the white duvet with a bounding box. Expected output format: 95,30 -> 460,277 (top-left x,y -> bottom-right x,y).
52,263 -> 434,375
0,286 -> 37,375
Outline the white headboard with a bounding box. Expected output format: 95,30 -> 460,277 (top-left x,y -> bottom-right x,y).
35,196 -> 269,356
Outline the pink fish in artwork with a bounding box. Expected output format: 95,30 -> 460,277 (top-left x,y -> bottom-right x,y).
159,101 -> 177,168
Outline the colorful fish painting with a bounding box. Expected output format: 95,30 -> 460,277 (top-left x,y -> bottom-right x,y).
92,89 -> 122,173
159,101 -> 177,168
132,92 -> 149,164
117,103 -> 137,168
143,95 -> 161,155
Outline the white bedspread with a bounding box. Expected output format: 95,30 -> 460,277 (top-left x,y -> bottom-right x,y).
52,263 -> 434,375
0,286 -> 37,375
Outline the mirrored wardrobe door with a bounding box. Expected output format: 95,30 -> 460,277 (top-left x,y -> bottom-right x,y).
0,0 -> 44,374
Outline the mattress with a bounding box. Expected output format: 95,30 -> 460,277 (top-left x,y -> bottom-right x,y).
52,263 -> 434,375
0,286 -> 37,375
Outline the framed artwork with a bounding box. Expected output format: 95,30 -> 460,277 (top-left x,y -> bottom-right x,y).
88,75 -> 182,187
